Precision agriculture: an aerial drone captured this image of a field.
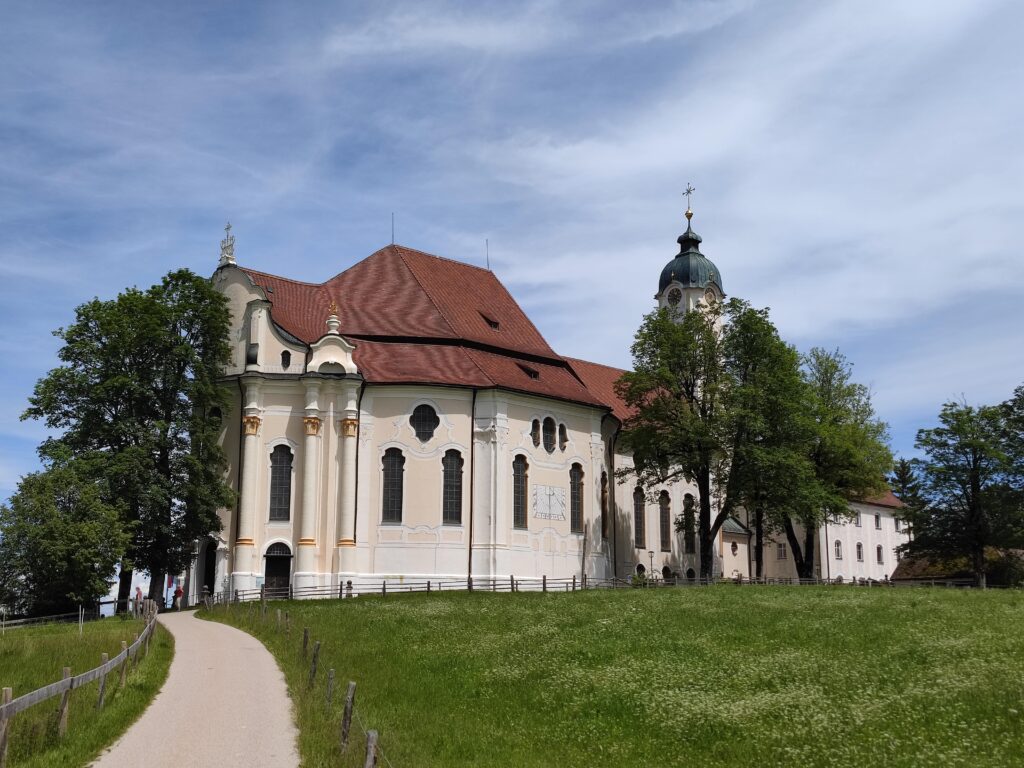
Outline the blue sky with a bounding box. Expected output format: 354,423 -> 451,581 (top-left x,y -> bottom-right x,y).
2,0 -> 1023,501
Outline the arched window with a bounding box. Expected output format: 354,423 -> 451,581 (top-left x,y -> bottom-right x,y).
410,405 -> 440,442
600,471 -> 609,540
834,540 -> 843,560
512,455 -> 529,529
558,424 -> 568,451
856,542 -> 864,562
531,419 -> 541,447
569,463 -> 584,534
266,542 -> 291,557
382,448 -> 405,523
281,350 -> 291,369
876,544 -> 884,564
442,450 -> 463,525
633,487 -> 645,549
659,491 -> 671,552
683,494 -> 696,554
269,445 -> 293,521
542,417 -> 556,453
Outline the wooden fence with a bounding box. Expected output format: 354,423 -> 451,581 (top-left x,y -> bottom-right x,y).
0,601 -> 161,768
204,571 -> 981,607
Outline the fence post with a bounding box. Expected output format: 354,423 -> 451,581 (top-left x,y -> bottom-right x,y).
0,687 -> 11,768
468,575 -> 473,592
382,580 -> 386,597
119,641 -> 129,688
308,641 -> 321,688
302,628 -> 310,658
364,730 -> 379,767
97,654 -> 109,709
326,669 -> 335,706
572,575 -> 576,591
285,611 -> 290,636
57,667 -> 71,737
276,609 -> 282,633
427,580 -> 431,593
542,575 -> 547,592
340,681 -> 357,752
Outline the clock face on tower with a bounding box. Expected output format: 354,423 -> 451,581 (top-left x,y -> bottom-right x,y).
704,288 -> 716,304
667,288 -> 682,307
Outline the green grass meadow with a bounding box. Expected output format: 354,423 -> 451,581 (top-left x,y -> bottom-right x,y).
0,616 -> 173,767
202,586 -> 1024,767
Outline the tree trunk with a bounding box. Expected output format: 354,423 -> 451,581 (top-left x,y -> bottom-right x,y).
781,516 -> 806,579
116,567 -> 133,615
697,466 -> 715,582
754,506 -> 764,580
973,546 -> 987,589
801,526 -> 817,580
149,571 -> 165,604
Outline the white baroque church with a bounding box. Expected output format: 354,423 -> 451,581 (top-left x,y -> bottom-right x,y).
187,214 -> 907,601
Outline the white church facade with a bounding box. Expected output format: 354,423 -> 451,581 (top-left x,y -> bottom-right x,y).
188,215 -> 907,602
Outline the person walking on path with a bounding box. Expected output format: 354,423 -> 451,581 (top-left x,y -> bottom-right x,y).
173,584 -> 184,610
92,610 -> 299,767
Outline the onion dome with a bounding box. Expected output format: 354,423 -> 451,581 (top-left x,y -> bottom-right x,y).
658,214 -> 723,294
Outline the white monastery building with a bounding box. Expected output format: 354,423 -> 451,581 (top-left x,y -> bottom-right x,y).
189,216 -> 908,601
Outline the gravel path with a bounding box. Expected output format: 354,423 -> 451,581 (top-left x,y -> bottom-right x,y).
91,610 -> 299,767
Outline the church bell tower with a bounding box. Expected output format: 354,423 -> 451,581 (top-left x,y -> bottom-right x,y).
655,188 -> 724,316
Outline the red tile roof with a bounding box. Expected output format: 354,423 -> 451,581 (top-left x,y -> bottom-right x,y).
563,357 -> 632,421
857,490 -> 906,509
239,245 -> 613,412
243,245 -> 555,357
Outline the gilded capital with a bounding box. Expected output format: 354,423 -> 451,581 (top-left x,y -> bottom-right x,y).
242,415 -> 262,436
303,416 -> 322,436
340,418 -> 359,438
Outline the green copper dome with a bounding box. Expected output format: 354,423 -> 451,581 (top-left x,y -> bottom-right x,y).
658,224 -> 723,294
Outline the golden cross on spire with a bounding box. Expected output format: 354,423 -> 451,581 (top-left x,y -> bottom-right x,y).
683,183 -> 695,221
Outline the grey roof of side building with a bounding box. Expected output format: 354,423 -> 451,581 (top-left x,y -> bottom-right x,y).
722,516 -> 751,536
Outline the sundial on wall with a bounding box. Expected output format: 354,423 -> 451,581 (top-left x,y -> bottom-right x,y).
532,485 -> 566,520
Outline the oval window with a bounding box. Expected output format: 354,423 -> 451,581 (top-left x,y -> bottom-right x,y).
410,404 -> 440,442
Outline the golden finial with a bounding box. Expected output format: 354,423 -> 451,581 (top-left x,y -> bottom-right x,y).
327,300 -> 338,316
684,183 -> 695,222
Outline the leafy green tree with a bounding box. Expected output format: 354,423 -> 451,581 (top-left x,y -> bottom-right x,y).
23,269 -> 234,608
617,299 -> 808,581
0,454 -> 128,616
890,457 -> 925,522
909,400 -> 1024,587
776,349 -> 892,580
